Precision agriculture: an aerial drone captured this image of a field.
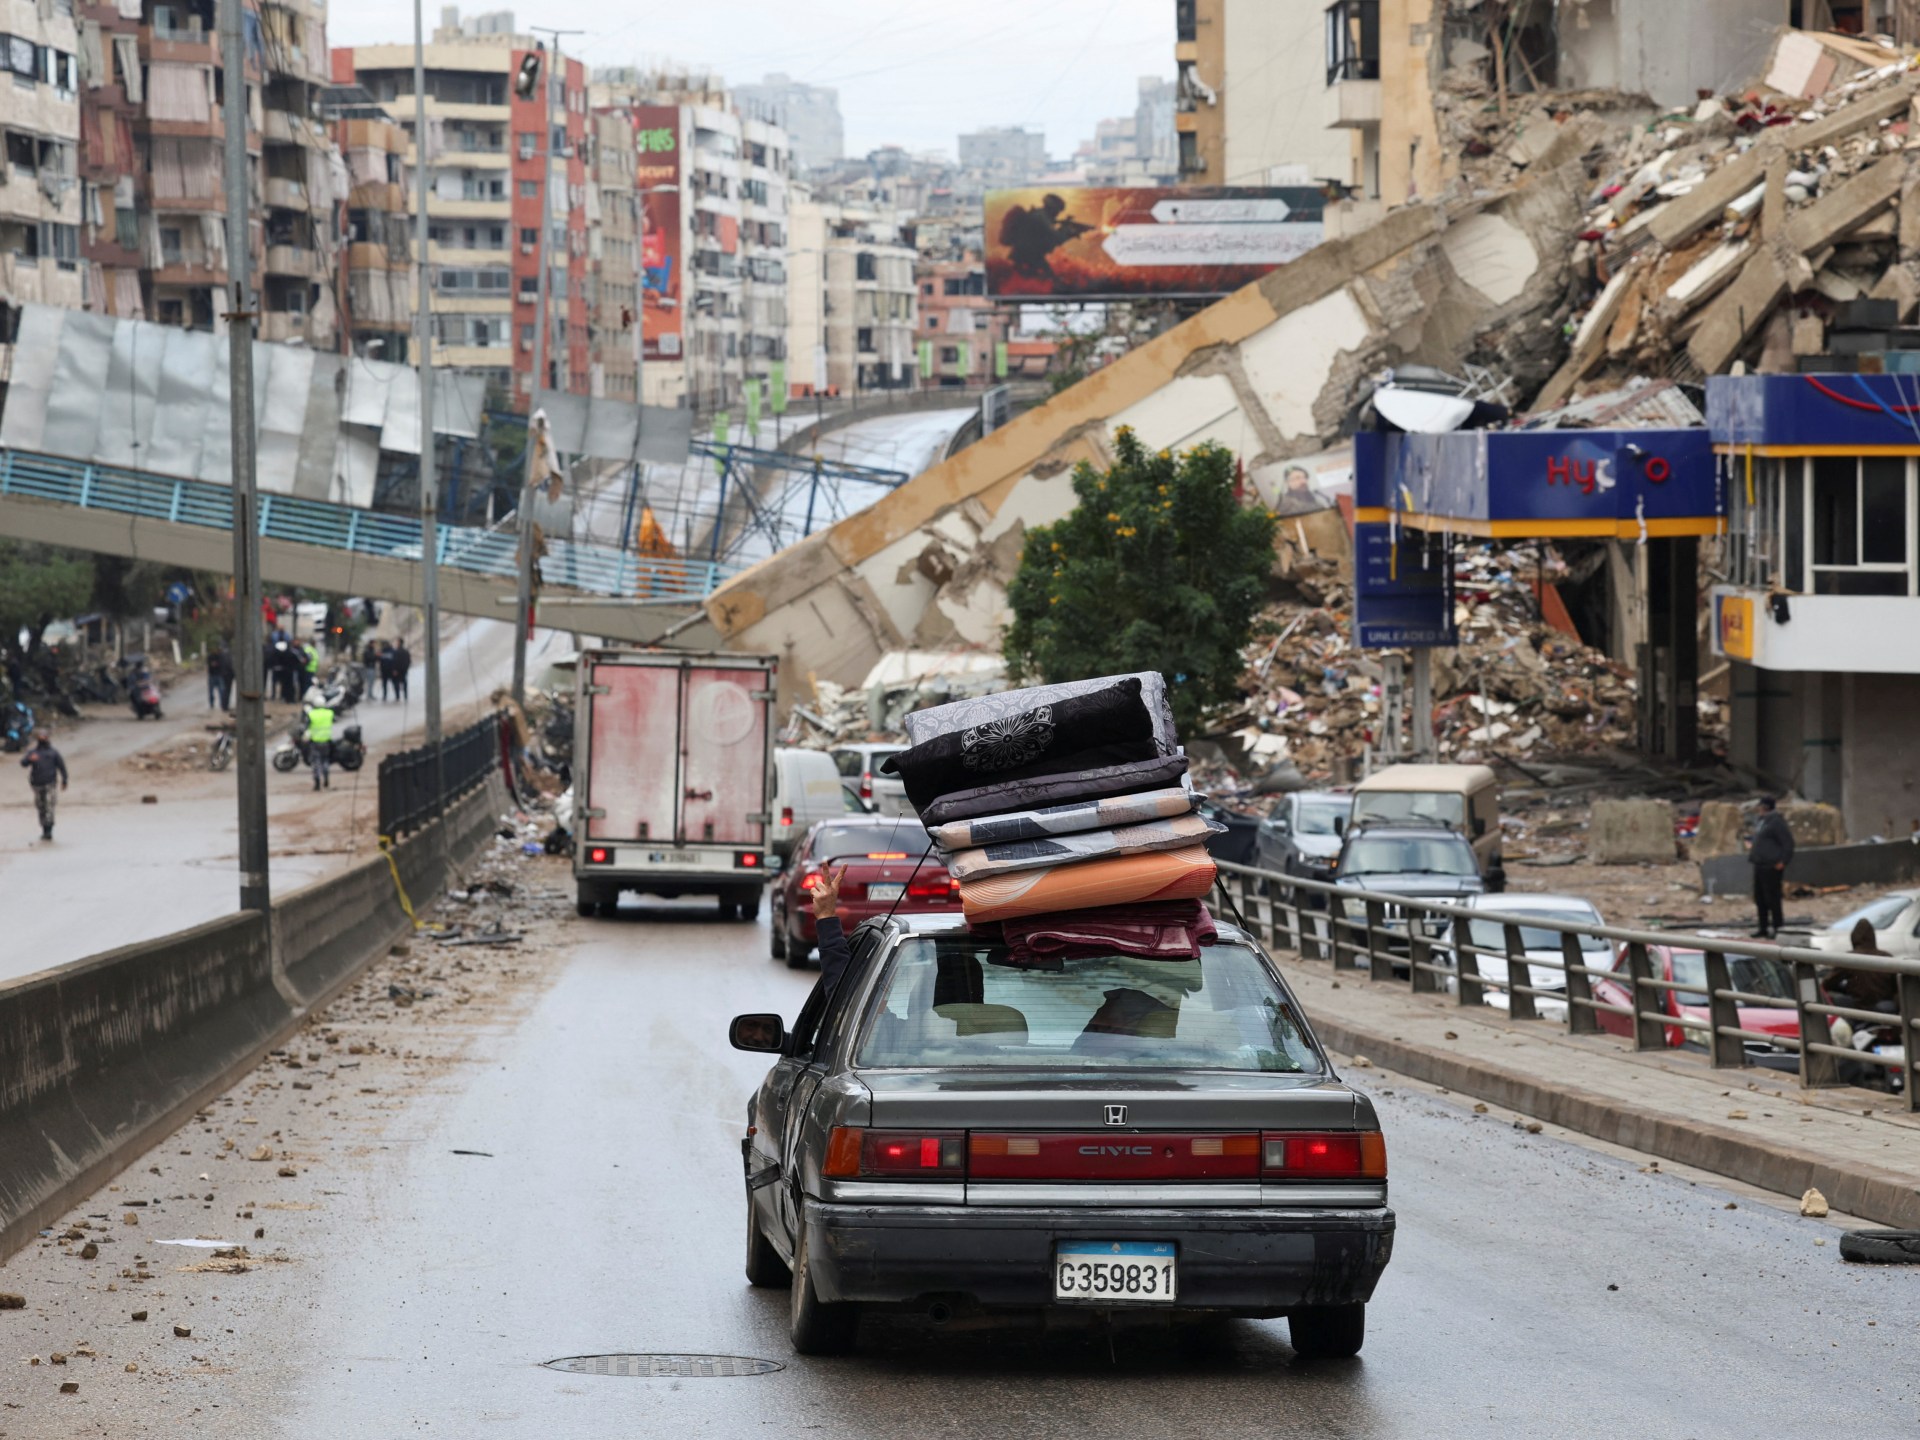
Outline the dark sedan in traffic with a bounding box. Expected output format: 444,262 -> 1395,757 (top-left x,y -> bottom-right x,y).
770,817 -> 960,967
731,914 -> 1395,1357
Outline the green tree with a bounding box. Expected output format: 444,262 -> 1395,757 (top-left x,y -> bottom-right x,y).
0,540 -> 94,662
1003,429 -> 1277,732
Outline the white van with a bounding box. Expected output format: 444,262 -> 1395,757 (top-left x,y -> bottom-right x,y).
1352,763 -> 1504,889
771,747 -> 848,859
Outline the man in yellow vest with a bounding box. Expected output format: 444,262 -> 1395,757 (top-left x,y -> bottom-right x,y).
304,700 -> 336,792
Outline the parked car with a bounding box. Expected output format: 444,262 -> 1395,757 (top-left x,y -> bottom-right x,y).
833,743 -> 912,817
1351,763 -> 1504,889
771,748 -> 848,862
731,914 -> 1394,1357
1810,891 -> 1920,961
1196,796 -> 1261,867
1254,790 -> 1352,885
770,817 -> 957,967
1331,821 -> 1485,951
1590,941 -> 1821,1063
1448,893 -> 1608,1019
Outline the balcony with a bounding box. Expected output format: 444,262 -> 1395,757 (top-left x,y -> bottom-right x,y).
262,110 -> 326,148
1327,77 -> 1382,130
147,182 -> 224,212
263,176 -> 307,209
266,244 -> 320,277
258,311 -> 309,343
151,259 -> 225,288
347,181 -> 406,211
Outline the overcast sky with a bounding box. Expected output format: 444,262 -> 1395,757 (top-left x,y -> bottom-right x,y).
328,0 -> 1173,160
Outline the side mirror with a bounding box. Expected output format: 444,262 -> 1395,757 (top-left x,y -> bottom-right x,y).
729,1013 -> 787,1053
1333,815 -> 1346,836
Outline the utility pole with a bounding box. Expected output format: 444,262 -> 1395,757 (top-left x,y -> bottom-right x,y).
513,27 -> 581,707
221,0 -> 268,913
413,0 -> 444,810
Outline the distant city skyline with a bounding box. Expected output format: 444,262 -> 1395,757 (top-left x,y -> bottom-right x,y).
327,0 -> 1172,162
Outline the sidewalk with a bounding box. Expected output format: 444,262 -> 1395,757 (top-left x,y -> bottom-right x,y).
1275,953 -> 1920,1229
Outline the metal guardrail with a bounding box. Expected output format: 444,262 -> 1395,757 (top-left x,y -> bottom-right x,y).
377,711 -> 506,838
0,448 -> 734,602
1214,860 -> 1920,1112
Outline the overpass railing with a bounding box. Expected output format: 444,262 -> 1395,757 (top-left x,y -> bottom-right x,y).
0,448 -> 734,602
1213,860 -> 1920,1111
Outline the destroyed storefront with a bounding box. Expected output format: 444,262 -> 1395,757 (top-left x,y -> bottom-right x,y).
1709,369 -> 1920,840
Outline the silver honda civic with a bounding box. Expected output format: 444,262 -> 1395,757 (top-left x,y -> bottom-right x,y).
731,914 -> 1395,1357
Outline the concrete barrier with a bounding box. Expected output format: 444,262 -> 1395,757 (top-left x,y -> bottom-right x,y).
1588,798 -> 1676,864
0,774 -> 509,1261
1700,834 -> 1920,897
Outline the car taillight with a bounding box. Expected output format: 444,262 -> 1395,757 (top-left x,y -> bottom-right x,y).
906,873 -> 958,898
734,851 -> 761,868
587,847 -> 610,864
823,1127 -> 964,1178
798,869 -> 823,891
780,806 -> 794,827
1261,1131 -> 1387,1180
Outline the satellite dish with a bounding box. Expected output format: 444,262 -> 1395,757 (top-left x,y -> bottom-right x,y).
1373,386 -> 1476,433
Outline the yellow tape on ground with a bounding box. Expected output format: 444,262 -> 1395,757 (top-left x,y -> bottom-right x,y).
376,833 -> 447,933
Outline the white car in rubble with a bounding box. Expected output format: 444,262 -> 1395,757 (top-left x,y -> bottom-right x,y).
1446,893 -> 1610,1021
1810,891 -> 1920,961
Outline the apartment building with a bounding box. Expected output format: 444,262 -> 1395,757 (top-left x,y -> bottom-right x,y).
0,0 -> 83,383
592,68 -> 790,416
1174,0 -> 1354,187
589,107 -> 636,400
734,71 -> 841,173
257,0 -> 336,345
915,254 -> 1006,389
788,194 -> 915,397
336,8 -> 589,404
957,126 -> 1047,186
328,84 -> 410,362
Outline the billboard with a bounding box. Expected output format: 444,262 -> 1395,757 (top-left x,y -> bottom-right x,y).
983,185 -> 1330,300
634,105 -> 683,362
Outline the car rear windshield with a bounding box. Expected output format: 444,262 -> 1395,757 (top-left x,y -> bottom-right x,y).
1468,913 -> 1606,953
854,937 -> 1324,1074
1670,950 -> 1795,1007
1338,836 -> 1478,877
812,821 -> 930,861
1296,800 -> 1349,836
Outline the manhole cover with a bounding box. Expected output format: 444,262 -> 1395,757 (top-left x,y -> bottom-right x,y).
543,1354 -> 784,1379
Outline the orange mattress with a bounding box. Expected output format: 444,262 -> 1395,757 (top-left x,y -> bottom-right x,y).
958,843 -> 1218,924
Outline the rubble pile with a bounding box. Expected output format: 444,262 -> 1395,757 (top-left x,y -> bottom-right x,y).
1535,28 -> 1920,403
783,650 -> 1006,748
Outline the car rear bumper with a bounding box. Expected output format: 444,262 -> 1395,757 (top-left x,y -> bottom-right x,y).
802,1199 -> 1394,1315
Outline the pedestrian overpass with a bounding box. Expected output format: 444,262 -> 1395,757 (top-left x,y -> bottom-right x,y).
0,447 -> 725,647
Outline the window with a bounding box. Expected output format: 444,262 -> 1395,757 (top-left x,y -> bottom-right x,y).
5,129 -> 35,175
518,275 -> 537,299
855,937 -> 1324,1074
1350,791 -> 1465,828
1176,0 -> 1197,43
516,131 -> 537,160
1336,836 -> 1478,879
1178,128 -> 1201,175
518,179 -> 537,197
939,345 -> 959,364
521,226 -> 538,250
855,252 -> 877,281
1809,455 -> 1912,595
1326,0 -> 1381,84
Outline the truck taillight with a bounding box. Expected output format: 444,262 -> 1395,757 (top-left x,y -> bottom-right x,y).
780,806 -> 794,827
1261,1131 -> 1387,1180
734,851 -> 761,868
587,847 -> 611,864
824,1126 -> 964,1179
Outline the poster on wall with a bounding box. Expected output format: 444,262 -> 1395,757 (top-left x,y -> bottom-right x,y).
983,185 -> 1331,300
635,105 -> 683,361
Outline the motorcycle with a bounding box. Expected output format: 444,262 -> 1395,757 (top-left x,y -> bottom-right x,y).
207,723 -> 235,772
129,672 -> 163,721
1,700 -> 34,752
272,716 -> 364,774
75,666 -> 121,705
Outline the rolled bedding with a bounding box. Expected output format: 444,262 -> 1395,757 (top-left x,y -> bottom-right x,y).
957,843 -> 1217,924
903,670 -> 1178,755
882,677 -> 1157,816
920,754 -> 1191,827
993,899 -> 1220,966
926,784 -> 1194,851
944,811 -> 1224,881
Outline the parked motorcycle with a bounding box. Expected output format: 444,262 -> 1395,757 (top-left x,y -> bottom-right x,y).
75,666 -> 121,704
1,700 -> 35,752
207,723 -> 235,772
271,716 -> 364,774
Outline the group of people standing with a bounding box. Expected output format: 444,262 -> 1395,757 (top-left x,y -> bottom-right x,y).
358,639 -> 412,703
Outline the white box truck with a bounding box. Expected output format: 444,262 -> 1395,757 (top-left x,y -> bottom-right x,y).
572,648 -> 778,920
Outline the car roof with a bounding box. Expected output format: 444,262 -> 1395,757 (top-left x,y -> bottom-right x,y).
1293,790 -> 1351,806
1464,893 -> 1599,914
1354,764 -> 1497,792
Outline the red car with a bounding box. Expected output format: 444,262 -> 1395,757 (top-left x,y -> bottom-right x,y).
771,817 -> 959,968
1591,942 -> 1807,1056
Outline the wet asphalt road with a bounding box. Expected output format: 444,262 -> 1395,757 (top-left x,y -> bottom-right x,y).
194,902 -> 1915,1440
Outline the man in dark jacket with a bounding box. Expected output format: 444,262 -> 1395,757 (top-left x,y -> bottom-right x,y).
208,643 -> 235,713
20,727 -> 68,842
392,641 -> 412,702
1748,797 -> 1794,938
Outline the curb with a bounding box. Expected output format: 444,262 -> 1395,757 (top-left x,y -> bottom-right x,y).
1309,1014 -> 1920,1231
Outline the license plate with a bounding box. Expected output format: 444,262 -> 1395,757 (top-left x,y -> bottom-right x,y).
867,884 -> 904,902
1054,1242 -> 1176,1303
647,850 -> 702,865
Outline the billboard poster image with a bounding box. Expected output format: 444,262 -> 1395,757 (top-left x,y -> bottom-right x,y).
635,105 -> 682,362
983,185 -> 1331,300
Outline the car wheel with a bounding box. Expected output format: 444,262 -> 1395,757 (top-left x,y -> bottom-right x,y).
1839,1229 -> 1920,1264
717,895 -> 739,921
770,917 -> 788,961
789,1227 -> 856,1355
1289,1303 -> 1364,1359
745,1197 -> 791,1288
596,900 -> 619,918
576,883 -> 600,919
737,888 -> 763,921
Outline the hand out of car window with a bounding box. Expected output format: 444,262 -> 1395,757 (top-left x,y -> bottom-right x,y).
812,863 -> 847,919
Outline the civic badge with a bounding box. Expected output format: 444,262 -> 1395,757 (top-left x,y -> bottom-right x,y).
1104,1104 -> 1127,1127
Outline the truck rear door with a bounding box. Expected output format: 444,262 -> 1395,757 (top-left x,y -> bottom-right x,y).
678,664 -> 768,846
584,660 -> 679,842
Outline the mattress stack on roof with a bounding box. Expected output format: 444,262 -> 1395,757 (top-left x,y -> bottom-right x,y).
882,673 -> 1222,960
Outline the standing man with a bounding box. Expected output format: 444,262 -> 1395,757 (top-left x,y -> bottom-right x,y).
1749,796 -> 1795,939
393,640 -> 412,702
208,641 -> 235,713
360,637 -> 381,702
304,698 -> 336,792
20,727 -> 68,842
378,641 -> 398,702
